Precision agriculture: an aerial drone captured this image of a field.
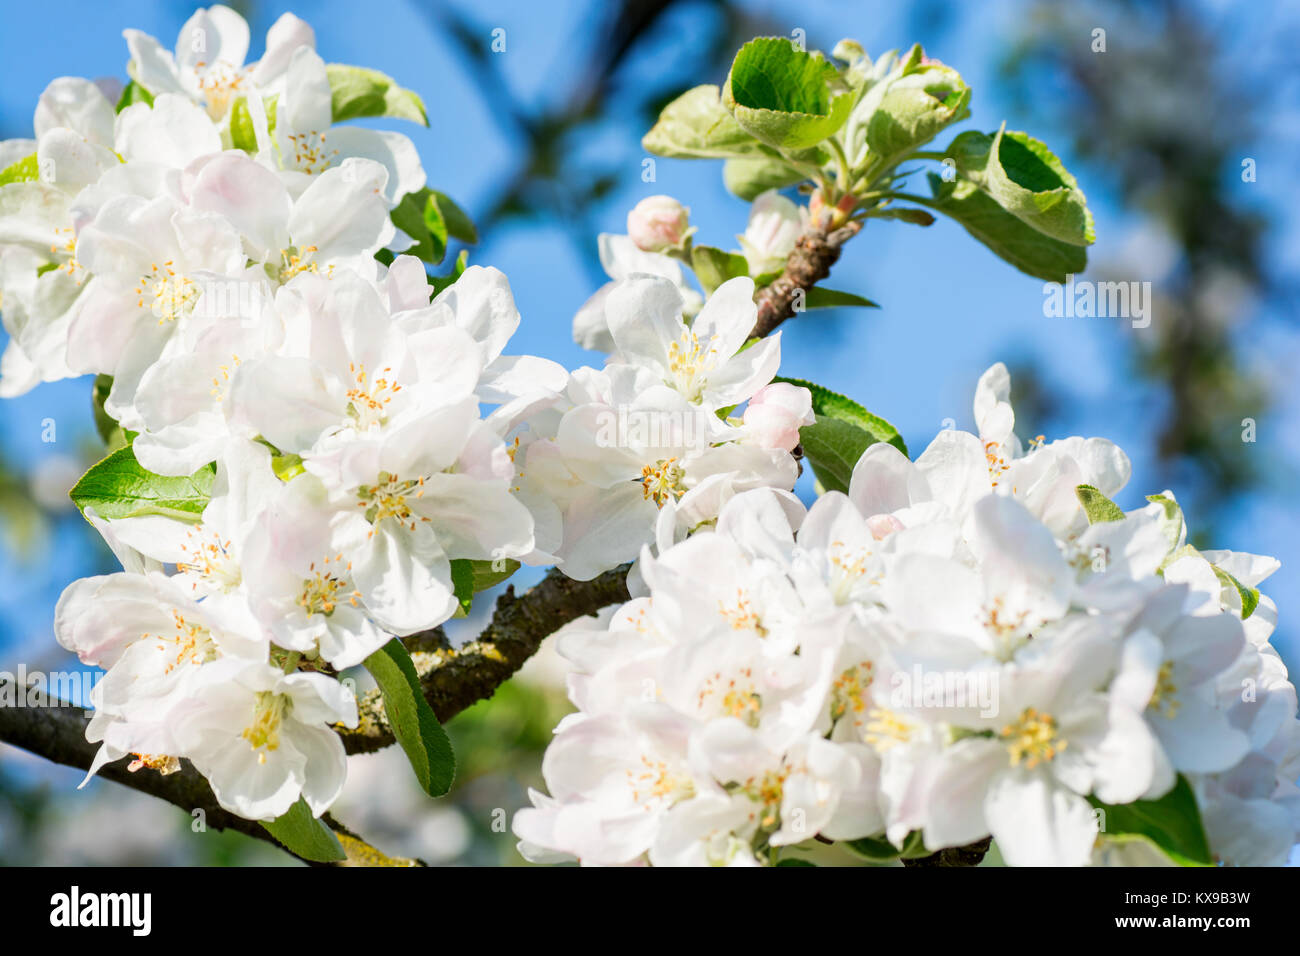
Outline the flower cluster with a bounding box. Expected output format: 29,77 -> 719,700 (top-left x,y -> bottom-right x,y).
514,364 -> 1297,866
0,9 -> 812,824
0,7 -> 556,821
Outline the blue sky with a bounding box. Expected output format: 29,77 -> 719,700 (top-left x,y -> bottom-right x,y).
1,0 -> 1297,673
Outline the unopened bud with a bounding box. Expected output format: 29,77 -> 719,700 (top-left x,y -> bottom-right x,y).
627,195 -> 690,253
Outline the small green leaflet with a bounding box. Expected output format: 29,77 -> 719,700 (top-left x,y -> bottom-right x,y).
449,557 -> 520,616
722,156 -> 805,201
804,287 -> 879,310
363,639 -> 455,798
1075,484 -> 1125,523
1088,775 -> 1213,866
843,830 -> 928,862
1211,565 -> 1260,620
325,64 -> 427,125
691,245 -> 749,295
390,189 -> 478,265
229,96 -> 259,152
775,376 -> 907,494
115,80 -> 154,113
69,444 -> 214,522
0,154 -> 39,187
260,797 -> 347,863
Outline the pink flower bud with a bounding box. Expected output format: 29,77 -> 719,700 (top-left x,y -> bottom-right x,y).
743,382 -> 815,451
627,195 -> 690,252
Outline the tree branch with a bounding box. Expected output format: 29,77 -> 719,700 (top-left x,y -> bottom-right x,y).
751,222 -> 863,339
342,564 -> 632,752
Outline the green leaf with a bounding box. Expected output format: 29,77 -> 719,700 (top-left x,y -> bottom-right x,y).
843,835 -> 901,862
1075,484 -> 1125,523
869,206 -> 935,226
776,376 -> 906,493
865,63 -> 971,163
642,84 -> 766,159
773,857 -> 817,866
260,797 -> 346,862
391,188 -> 443,264
1089,775 -> 1213,866
449,557 -> 519,616
229,96 -> 259,152
115,80 -> 154,113
722,156 -> 805,201
1210,565 -> 1260,621
804,287 -> 880,310
723,38 -> 854,150
271,452 -> 305,481
364,639 -> 456,797
0,154 -> 39,187
946,125 -> 1094,246
690,245 -> 749,295
325,64 -> 427,125
919,173 -> 1087,282
428,190 -> 477,244
70,444 -> 215,522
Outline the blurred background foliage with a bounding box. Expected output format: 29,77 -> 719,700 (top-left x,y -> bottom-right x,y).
0,0 -> 1296,865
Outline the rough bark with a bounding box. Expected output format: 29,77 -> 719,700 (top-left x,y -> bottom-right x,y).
750,222 -> 862,339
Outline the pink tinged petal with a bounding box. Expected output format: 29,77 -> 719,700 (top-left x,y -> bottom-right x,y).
251,12 -> 317,87
186,151 -> 292,258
